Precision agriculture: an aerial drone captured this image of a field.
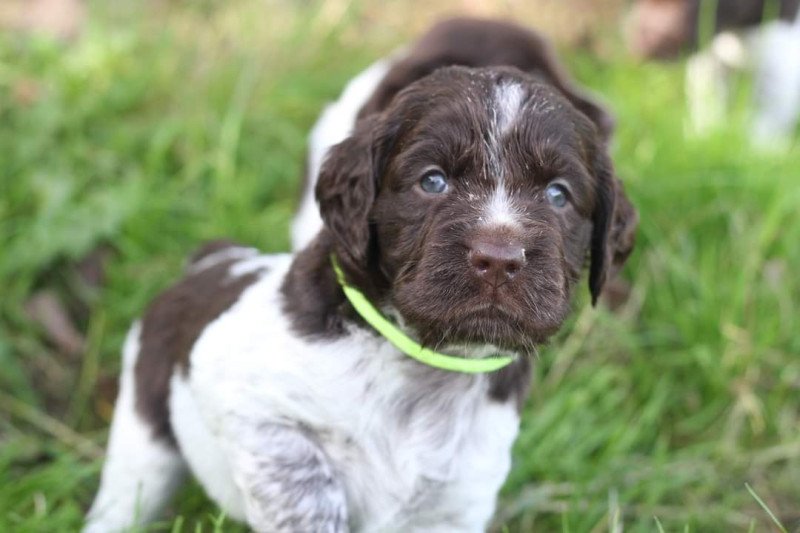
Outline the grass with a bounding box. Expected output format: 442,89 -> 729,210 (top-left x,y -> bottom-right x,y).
1,1 -> 799,531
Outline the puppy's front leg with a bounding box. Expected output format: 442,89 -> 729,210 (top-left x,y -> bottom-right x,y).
228,422 -> 349,533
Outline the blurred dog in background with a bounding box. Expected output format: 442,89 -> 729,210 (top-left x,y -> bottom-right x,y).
627,0 -> 800,148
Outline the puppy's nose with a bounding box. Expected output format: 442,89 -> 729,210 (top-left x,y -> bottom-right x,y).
468,237 -> 525,288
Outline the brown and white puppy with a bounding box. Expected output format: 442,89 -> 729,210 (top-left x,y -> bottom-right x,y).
626,0 -> 800,146
86,18 -> 637,533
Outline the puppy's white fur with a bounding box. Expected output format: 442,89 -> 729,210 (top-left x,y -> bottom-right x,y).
686,12 -> 800,148
84,324 -> 186,533
751,13 -> 800,147
494,81 -> 525,135
85,253 -> 519,532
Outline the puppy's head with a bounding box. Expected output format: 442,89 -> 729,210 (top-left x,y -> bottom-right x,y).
317,66 -> 636,352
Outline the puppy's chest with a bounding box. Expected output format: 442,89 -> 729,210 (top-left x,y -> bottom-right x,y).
186,269 -> 519,527
307,359 -> 514,521
253,361 -> 515,529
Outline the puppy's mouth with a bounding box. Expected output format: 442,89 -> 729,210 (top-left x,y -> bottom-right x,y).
410,304 -> 558,353
391,259 -> 571,353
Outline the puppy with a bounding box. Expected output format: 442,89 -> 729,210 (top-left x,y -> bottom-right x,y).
627,0 -> 800,147
86,18 -> 637,533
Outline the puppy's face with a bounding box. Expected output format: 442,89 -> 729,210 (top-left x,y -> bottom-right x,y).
318,67 -> 636,353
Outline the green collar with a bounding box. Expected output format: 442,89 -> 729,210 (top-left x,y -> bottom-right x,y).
331,256 -> 515,374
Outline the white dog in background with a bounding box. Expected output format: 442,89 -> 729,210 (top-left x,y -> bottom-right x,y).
628,0 -> 800,149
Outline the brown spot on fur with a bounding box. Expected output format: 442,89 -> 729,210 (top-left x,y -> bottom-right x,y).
488,357 -> 533,412
607,178 -> 639,280
281,232 -> 350,339
135,242 -> 265,444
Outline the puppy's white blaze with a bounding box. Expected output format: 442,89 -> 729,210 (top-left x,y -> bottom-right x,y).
485,82 -> 524,183
494,82 -> 524,135
483,185 -> 522,227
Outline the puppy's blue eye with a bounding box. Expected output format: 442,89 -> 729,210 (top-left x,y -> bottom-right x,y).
420,171 -> 448,194
545,182 -> 569,208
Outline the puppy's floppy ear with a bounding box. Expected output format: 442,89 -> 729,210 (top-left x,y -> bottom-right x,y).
588,151 -> 639,305
316,115 -> 395,286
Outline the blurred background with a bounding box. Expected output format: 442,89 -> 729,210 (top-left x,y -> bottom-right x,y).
1,0 -> 798,531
